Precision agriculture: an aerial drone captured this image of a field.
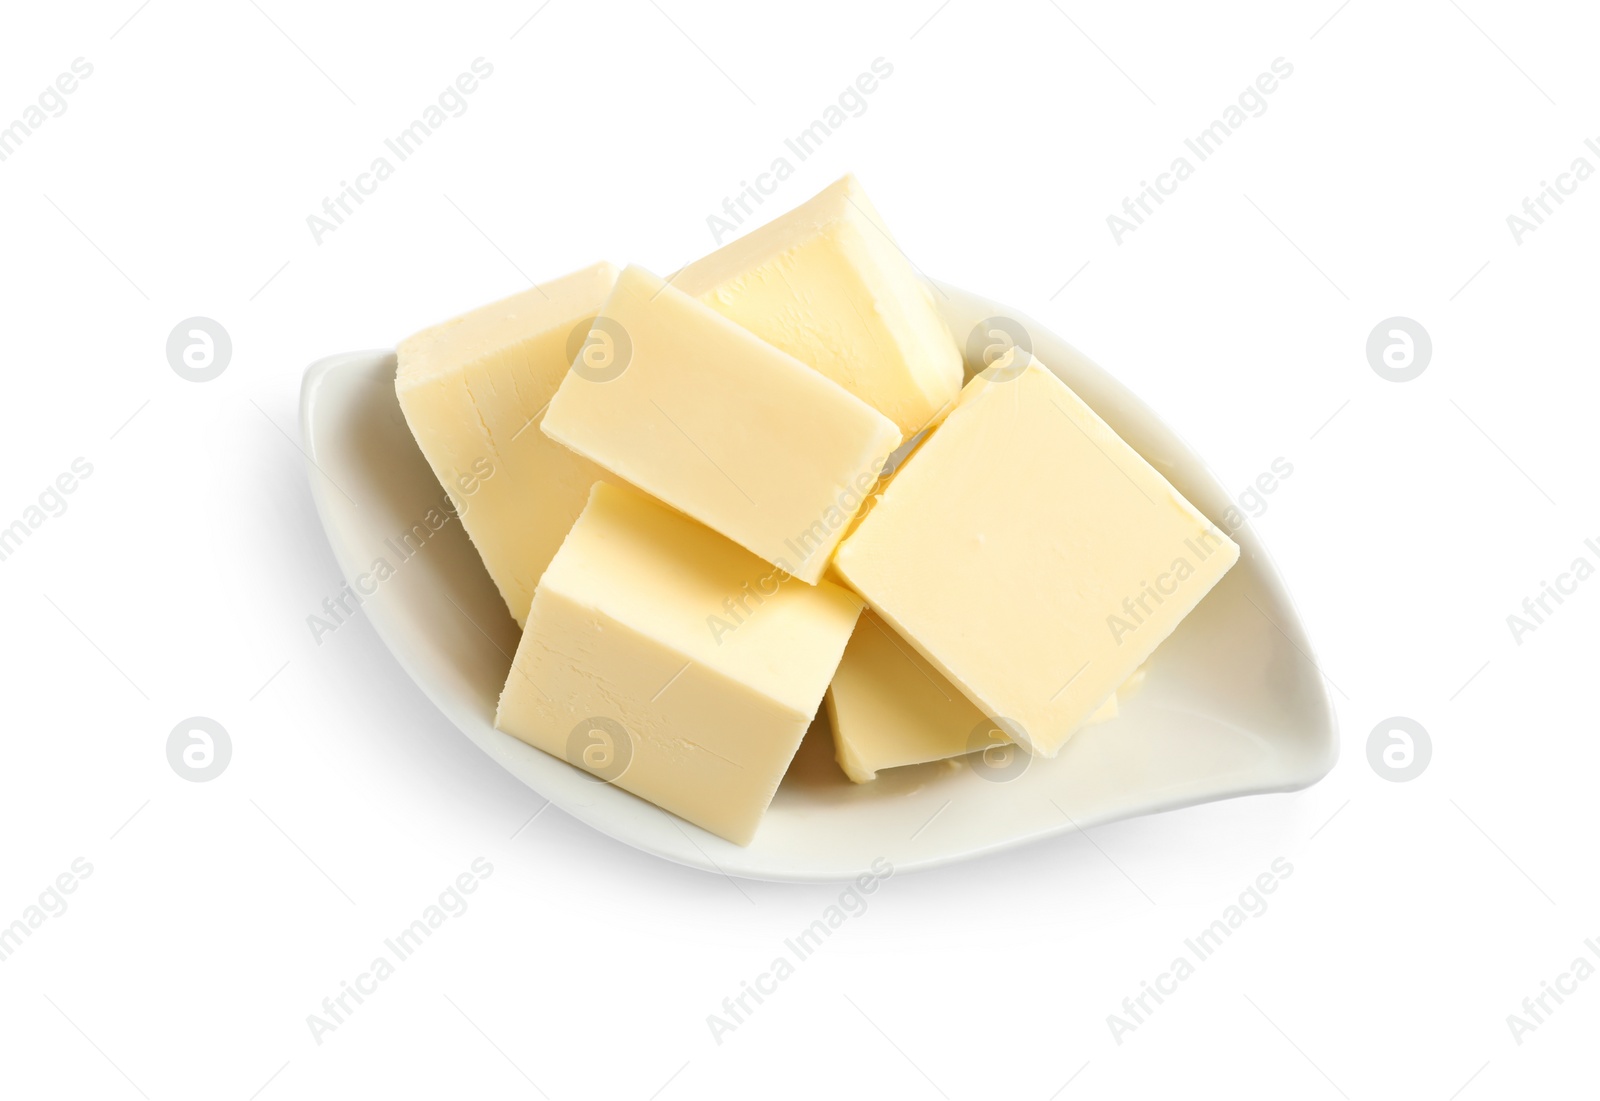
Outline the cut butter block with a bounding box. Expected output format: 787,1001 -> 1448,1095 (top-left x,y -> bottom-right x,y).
494,482 -> 863,846
396,261 -> 620,627
833,357 -> 1239,758
675,174 -> 962,437
542,265 -> 902,584
826,610 -> 1121,783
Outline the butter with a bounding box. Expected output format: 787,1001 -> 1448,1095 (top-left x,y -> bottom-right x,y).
494,482 -> 863,845
826,609 -> 1120,783
542,265 -> 902,584
675,175 -> 962,437
833,357 -> 1239,757
396,262 -> 620,627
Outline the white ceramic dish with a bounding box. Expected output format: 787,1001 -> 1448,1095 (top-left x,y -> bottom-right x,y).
299,282 -> 1338,881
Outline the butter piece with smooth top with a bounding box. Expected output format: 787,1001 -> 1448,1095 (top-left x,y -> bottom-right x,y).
826,609 -> 1120,783
833,356 -> 1239,757
395,261 -> 620,627
542,264 -> 902,584
675,174 -> 962,437
494,482 -> 863,845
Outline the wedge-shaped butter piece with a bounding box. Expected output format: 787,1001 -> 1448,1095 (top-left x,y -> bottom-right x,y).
495,482 -> 862,845
833,357 -> 1239,757
675,175 -> 961,438
396,262 -> 620,627
826,609 -> 1119,783
542,265 -> 902,584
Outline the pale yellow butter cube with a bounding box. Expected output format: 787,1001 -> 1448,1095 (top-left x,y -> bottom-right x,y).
542,265 -> 902,584
494,482 -> 863,845
396,262 -> 620,627
675,174 -> 962,437
833,358 -> 1239,757
826,610 -> 1119,783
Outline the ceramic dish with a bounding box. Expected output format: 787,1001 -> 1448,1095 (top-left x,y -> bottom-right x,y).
299,282 -> 1338,881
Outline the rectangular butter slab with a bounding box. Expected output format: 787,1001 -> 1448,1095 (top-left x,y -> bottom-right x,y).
826,609 -> 1119,783
396,262 -> 620,627
495,482 -> 863,845
675,174 -> 962,437
833,357 -> 1239,757
542,265 -> 902,584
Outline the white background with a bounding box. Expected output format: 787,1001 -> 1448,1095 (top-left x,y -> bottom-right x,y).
1,1 -> 1595,1097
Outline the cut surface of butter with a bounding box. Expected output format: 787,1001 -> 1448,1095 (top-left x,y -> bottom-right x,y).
674,174 -> 962,437
833,357 -> 1239,758
826,610 -> 1120,783
396,261 -> 620,627
541,265 -> 902,584
494,482 -> 863,845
